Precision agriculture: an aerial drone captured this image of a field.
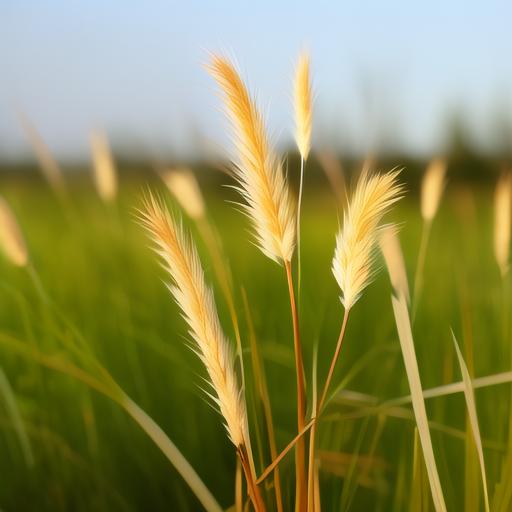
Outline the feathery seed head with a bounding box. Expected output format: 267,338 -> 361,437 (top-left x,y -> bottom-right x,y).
494,173 -> 512,278
160,168 -> 205,220
421,158 -> 447,221
139,193 -> 247,447
294,52 -> 312,161
332,170 -> 403,310
0,198 -> 28,267
207,55 -> 296,264
90,131 -> 118,202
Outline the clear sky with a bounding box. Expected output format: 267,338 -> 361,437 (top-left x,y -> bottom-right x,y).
1,0 -> 511,160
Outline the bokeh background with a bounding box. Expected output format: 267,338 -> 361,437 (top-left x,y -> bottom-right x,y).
0,2 -> 511,511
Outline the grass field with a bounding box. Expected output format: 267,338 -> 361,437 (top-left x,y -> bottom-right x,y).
0,169 -> 509,511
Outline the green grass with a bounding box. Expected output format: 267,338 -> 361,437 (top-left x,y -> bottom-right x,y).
0,174 -> 509,511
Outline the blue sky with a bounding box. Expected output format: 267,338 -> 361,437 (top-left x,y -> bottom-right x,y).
1,1 -> 511,160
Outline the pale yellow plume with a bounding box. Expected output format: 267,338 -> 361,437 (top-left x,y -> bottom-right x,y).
421,158 -> 447,221
207,55 -> 295,264
90,131 -> 118,202
139,194 -> 246,447
160,168 -> 205,220
294,52 -> 312,161
333,170 -> 403,310
379,226 -> 410,304
0,198 -> 28,267
494,173 -> 512,278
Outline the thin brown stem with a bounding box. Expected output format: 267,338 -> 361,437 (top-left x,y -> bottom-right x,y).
235,456 -> 243,512
297,157 -> 305,301
242,290 -> 283,512
284,260 -> 307,512
256,419 -> 315,485
319,308 -> 350,412
307,307 -> 350,511
238,446 -> 266,512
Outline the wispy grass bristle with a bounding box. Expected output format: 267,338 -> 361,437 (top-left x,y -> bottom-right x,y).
332,169 -> 403,310
207,55 -> 295,264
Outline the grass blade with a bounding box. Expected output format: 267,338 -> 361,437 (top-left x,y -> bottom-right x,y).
120,393 -> 224,512
451,331 -> 490,512
391,293 -> 447,512
0,367 -> 34,467
0,334 -> 223,512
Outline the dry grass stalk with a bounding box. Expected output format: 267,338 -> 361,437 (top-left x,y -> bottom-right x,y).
139,193 -> 246,446
413,159 -> 447,317
139,194 -> 265,509
421,158 -> 447,222
160,167 -> 205,220
90,131 -> 118,202
307,170 -> 403,511
0,198 -> 28,267
379,226 -> 410,304
159,164 -> 255,476
208,54 -> 305,510
332,169 -> 403,311
17,112 -> 65,195
207,55 -> 295,265
494,173 -> 511,278
294,51 -> 312,303
294,52 -> 312,162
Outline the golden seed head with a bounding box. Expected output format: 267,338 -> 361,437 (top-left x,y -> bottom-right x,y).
294,51 -> 312,161
0,198 -> 28,267
333,169 -> 403,310
421,158 -> 447,221
207,55 -> 296,264
160,168 -> 205,220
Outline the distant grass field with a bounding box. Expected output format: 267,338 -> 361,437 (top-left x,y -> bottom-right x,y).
0,174 -> 509,511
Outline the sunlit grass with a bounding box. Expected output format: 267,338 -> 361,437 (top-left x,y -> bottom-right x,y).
0,175 -> 509,511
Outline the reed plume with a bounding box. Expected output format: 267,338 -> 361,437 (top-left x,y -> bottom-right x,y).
494,173 -> 512,278
294,52 -> 312,162
421,158 -> 447,222
139,194 -> 246,446
160,168 -> 205,220
0,197 -> 28,267
332,169 -> 403,311
308,170 -> 403,511
90,131 -> 118,203
207,55 -> 295,264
